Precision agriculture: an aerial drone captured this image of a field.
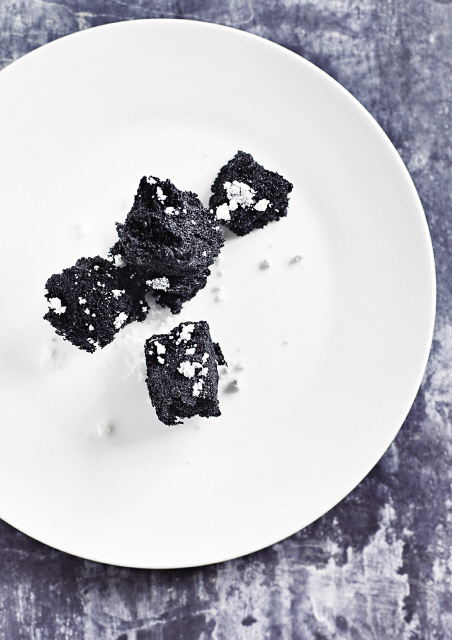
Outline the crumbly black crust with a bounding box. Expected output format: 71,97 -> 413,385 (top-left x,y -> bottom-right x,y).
44,256 -> 149,353
145,321 -> 224,426
116,176 -> 224,277
209,151 -> 293,236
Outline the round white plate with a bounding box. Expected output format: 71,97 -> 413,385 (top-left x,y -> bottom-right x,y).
0,19 -> 435,568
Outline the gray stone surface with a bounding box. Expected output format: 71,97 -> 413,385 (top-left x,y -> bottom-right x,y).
1,1 -> 452,638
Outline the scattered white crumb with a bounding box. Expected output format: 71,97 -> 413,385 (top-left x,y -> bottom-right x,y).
193,380 -> 203,397
48,297 -> 66,314
165,206 -> 175,214
260,259 -> 270,269
113,312 -> 128,329
147,176 -> 157,184
97,421 -> 113,437
202,352 -> 209,363
202,251 -> 207,257
200,367 -> 208,377
112,289 -> 124,299
157,356 -> 165,365
146,277 -> 170,291
178,361 -> 197,378
156,186 -> 167,202
154,341 -> 166,355
84,308 -> 90,315
254,198 -> 270,211
186,347 -> 196,355
94,265 -> 99,271
88,324 -> 94,331
226,379 -> 240,392
113,254 -> 125,268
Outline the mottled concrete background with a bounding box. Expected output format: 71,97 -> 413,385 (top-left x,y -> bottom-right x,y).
1,1 -> 452,638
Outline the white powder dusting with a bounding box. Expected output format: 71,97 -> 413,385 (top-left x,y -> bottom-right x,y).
224,180 -> 255,211
147,176 -> 156,184
178,361 -> 197,378
157,356 -> 165,365
88,324 -> 94,331
112,289 -> 124,299
84,308 -> 90,315
48,297 -> 66,314
165,206 -> 176,214
216,202 -> 231,221
202,352 -> 209,363
113,312 -> 128,329
146,277 -> 170,291
177,323 -> 195,343
186,347 -> 196,355
254,198 -> 270,211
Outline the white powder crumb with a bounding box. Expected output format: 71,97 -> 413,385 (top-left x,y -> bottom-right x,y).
91,313 -> 96,317
200,367 -> 209,377
191,220 -> 196,225
165,206 -> 175,214
112,289 -> 124,299
97,421 -> 113,437
193,380 -> 203,397
156,186 -> 167,202
202,352 -> 209,363
113,312 -> 128,329
154,341 -> 166,355
147,176 -> 157,184
202,251 -> 207,257
94,265 -> 99,271
113,254 -> 126,268
89,324 -> 94,331
224,180 -> 255,211
157,356 -> 165,365
260,259 -> 270,269
292,255 -> 303,263
146,277 -> 170,291
177,323 -> 195,343
186,347 -> 196,355
216,203 -> 231,221
84,308 -> 90,315
178,361 -> 196,378
48,297 -> 66,314
254,198 -> 270,211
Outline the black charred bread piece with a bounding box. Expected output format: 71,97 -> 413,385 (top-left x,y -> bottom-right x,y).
44,256 -> 149,353
144,321 -> 225,426
209,151 -> 293,236
116,176 -> 224,278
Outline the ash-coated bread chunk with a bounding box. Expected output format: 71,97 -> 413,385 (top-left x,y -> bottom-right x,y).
116,176 -> 224,278
209,151 -> 293,236
44,256 -> 149,353
145,321 -> 225,426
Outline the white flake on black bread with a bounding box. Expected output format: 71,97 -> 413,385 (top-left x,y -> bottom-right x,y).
209,151 -> 293,236
113,176 -> 224,313
44,256 -> 149,353
144,321 -> 227,426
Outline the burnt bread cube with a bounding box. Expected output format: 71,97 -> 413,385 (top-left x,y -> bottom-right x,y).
209,151 -> 293,236
145,321 -> 226,426
116,176 -> 224,278
44,256 -> 149,353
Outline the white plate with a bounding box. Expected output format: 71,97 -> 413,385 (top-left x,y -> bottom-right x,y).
0,20 -> 435,568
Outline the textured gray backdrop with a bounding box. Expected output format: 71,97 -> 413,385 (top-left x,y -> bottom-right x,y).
1,1 -> 451,638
